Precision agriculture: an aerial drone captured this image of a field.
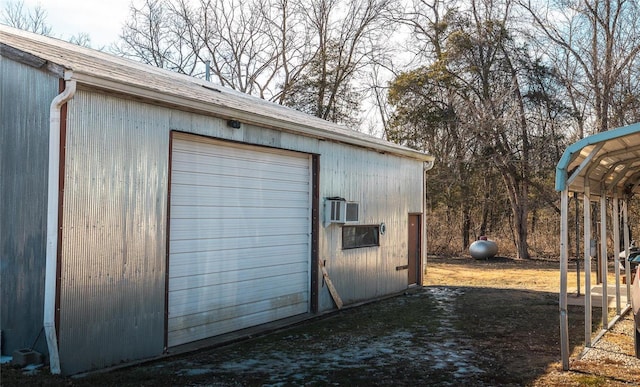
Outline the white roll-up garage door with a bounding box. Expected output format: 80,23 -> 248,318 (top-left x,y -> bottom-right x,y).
168,133 -> 312,347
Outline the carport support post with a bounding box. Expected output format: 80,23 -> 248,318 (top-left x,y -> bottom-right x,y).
623,199 -> 632,302
575,192 -> 580,297
600,194 -> 608,328
560,189 -> 570,370
613,194 -> 621,314
584,186 -> 592,348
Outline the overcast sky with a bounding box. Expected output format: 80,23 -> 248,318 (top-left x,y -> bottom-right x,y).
0,0 -> 132,48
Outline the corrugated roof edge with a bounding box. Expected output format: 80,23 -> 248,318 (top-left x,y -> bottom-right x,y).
554,122 -> 640,192
0,24 -> 435,164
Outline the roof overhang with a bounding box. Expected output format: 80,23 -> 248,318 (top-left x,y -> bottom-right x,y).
555,122 -> 640,198
0,25 -> 435,165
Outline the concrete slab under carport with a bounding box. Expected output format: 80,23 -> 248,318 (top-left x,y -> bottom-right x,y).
566,284 -> 629,308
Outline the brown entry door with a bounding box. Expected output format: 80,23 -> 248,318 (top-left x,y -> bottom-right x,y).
408,214 -> 421,285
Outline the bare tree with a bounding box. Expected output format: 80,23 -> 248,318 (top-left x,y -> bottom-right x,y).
1,0 -> 96,48
388,0 -> 571,258
113,0 -> 200,74
281,0 -> 395,125
68,32 -> 92,48
610,65 -> 640,127
257,0 -> 314,102
388,0 -> 480,249
114,0 -> 393,126
523,0 -> 640,134
114,0 -> 309,100
1,0 -> 51,35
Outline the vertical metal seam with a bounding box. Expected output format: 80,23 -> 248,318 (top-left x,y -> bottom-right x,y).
54,78 -> 67,347
311,154 -> 320,314
164,131 -> 174,352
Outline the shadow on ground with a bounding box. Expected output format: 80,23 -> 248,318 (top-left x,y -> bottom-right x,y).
2,285 -> 592,386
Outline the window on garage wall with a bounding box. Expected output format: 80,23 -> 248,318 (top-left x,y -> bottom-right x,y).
342,225 -> 379,249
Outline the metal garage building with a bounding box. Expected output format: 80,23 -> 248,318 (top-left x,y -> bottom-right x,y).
0,25 -> 434,374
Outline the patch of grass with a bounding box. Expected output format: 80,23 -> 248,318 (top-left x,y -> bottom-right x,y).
5,255 -> 638,386
574,374 -> 610,386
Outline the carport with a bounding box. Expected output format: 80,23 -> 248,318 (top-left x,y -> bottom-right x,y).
556,122 -> 640,370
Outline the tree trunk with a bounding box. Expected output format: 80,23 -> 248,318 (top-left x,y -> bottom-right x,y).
462,203 -> 471,249
479,181 -> 490,237
500,169 -> 530,259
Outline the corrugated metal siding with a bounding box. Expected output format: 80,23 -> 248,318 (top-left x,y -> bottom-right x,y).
0,57 -> 59,356
57,91 -> 168,374
315,142 -> 424,310
171,118 -> 424,311
19,83 -> 424,372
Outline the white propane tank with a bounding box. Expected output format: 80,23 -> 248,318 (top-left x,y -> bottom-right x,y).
469,237 -> 498,260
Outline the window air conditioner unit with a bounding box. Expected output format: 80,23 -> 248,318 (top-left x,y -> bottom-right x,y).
345,202 -> 359,222
324,198 -> 359,226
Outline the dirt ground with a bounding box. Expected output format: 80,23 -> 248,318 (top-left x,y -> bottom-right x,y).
2,255 -> 640,386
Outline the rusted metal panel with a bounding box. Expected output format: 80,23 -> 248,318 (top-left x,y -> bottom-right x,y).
57,91 -> 168,374
0,58 -> 59,356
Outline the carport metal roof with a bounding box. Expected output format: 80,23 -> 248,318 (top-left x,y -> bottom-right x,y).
556,122 -> 640,371
556,122 -> 640,197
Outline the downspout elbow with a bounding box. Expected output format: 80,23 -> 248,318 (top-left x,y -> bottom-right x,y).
45,71 -> 76,375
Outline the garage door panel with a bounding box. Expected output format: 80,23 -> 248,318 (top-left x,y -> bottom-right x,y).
170,186 -> 310,206
171,152 -> 309,181
172,154 -> 310,180
169,252 -> 307,278
169,259 -> 309,286
168,135 -> 311,347
169,218 -> 311,240
172,140 -> 309,167
167,299 -> 308,347
168,291 -> 309,334
170,203 -> 309,220
169,225 -> 309,243
171,172 -> 310,193
171,164 -> 309,187
169,234 -> 309,256
169,244 -> 307,277
168,275 -> 309,317
168,244 -> 309,269
171,139 -> 305,162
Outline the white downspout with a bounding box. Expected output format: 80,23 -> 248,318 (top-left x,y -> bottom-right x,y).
44,71 -> 76,375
